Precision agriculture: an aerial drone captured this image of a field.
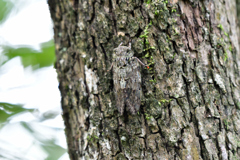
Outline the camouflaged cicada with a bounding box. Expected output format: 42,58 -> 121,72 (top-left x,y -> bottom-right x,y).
108,43 -> 148,115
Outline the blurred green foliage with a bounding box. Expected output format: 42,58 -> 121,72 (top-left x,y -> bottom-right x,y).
2,40 -> 56,69
0,0 -> 56,69
42,142 -> 67,160
0,102 -> 34,125
0,1 -> 66,159
21,122 -> 67,160
0,0 -> 13,22
0,103 -> 67,159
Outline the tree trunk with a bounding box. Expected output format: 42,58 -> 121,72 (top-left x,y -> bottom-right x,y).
48,0 -> 240,159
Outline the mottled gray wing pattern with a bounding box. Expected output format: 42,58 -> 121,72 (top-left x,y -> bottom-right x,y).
113,66 -> 125,115
116,89 -> 125,115
125,56 -> 141,114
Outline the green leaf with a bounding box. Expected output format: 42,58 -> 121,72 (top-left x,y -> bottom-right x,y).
0,102 -> 34,125
2,40 -> 55,69
0,0 -> 14,22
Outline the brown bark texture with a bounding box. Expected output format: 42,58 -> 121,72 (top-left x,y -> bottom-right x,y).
48,0 -> 240,159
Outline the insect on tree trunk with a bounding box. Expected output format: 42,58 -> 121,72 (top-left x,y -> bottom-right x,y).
48,0 -> 240,159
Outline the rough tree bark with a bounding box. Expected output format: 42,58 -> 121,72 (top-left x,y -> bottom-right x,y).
48,0 -> 240,159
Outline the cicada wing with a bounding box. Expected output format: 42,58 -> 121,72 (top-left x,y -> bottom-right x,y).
125,85 -> 141,115
115,89 -> 125,115
125,59 -> 142,115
